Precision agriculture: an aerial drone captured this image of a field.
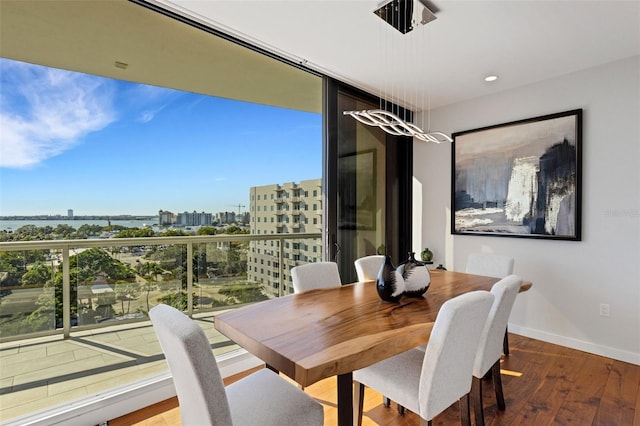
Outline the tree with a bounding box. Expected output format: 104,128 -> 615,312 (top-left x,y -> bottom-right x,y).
137,261 -> 163,312
21,262 -> 52,286
76,224 -> 104,238
162,229 -> 189,237
114,228 -> 155,238
115,281 -> 140,314
54,224 -> 76,239
197,227 -> 217,235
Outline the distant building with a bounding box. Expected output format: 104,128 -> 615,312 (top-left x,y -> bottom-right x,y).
216,211 -> 237,225
158,210 -> 175,226
176,211 -> 212,226
67,209 -> 73,218
248,179 -> 322,296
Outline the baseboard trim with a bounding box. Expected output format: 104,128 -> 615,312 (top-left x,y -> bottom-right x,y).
508,323 -> 640,366
1,350 -> 264,426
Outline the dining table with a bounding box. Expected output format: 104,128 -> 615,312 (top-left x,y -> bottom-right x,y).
214,269 -> 531,426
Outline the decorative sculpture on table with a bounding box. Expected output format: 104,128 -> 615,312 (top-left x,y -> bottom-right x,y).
397,252 -> 431,297
376,255 -> 405,302
420,247 -> 433,262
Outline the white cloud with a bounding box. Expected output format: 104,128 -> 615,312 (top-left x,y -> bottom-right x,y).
0,60 -> 116,169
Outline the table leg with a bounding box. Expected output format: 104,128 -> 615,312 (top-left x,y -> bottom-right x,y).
337,372 -> 353,426
265,364 -> 279,374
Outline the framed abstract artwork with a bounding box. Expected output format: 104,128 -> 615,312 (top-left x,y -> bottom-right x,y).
451,109 -> 582,240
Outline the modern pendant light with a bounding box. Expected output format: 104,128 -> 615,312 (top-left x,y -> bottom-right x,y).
343,0 -> 452,143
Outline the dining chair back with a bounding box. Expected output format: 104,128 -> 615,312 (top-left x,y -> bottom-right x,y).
291,261 -> 342,293
472,275 -> 522,426
465,252 -> 514,278
465,252 -> 515,356
149,304 -> 323,426
353,290 -> 495,426
354,255 -> 385,282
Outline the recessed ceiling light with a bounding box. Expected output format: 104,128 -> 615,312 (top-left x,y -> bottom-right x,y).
484,75 -> 498,82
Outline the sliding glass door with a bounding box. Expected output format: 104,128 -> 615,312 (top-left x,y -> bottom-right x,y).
324,79 -> 412,283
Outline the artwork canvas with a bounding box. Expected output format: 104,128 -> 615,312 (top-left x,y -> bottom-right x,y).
451,109 -> 582,240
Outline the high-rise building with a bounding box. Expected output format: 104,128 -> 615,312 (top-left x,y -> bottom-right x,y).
248,179 -> 322,296
176,211 -> 212,226
67,209 -> 73,218
158,210 -> 175,226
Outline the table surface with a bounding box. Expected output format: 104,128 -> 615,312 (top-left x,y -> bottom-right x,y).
214,269 -> 520,388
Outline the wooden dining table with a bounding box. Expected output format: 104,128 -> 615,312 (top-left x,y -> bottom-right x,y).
214,269 -> 528,426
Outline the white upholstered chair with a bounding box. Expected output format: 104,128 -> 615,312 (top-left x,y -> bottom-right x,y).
354,255 -> 385,282
149,304 -> 324,426
465,252 -> 515,355
472,274 -> 522,426
291,261 -> 342,293
353,291 -> 495,426
465,253 -> 514,279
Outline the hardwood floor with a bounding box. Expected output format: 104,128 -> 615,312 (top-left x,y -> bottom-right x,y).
111,334 -> 640,425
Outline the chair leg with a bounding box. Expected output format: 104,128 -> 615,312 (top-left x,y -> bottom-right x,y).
383,396 -> 390,407
354,381 -> 365,426
491,359 -> 506,410
503,327 -> 509,355
459,393 -> 471,426
397,403 -> 405,415
472,376 -> 485,426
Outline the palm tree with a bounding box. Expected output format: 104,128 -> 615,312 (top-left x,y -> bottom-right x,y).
137,262 -> 163,313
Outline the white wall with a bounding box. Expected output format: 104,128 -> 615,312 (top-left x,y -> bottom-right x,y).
413,55 -> 640,365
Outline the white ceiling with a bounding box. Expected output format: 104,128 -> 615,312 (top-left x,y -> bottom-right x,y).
1,1 -> 639,115
154,0 -> 640,110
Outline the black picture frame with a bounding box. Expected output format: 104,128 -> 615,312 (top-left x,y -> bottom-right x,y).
451,109 -> 582,240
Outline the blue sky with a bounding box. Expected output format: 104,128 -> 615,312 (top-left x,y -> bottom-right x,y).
0,58 -> 321,216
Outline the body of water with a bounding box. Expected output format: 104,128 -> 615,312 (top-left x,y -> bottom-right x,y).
0,219 -> 159,232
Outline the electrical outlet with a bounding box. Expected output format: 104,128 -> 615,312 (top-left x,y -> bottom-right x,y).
600,303 -> 610,317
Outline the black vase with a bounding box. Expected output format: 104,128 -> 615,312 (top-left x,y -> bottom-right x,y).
397,252 -> 431,297
376,255 -> 404,302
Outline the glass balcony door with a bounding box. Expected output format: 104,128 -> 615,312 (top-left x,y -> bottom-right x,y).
325,80 -> 412,283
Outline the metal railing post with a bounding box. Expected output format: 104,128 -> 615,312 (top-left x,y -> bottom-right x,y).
62,246 -> 70,338
186,241 -> 193,316
278,236 -> 285,297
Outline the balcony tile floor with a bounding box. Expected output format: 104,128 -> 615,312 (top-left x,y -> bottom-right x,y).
0,314 -> 238,423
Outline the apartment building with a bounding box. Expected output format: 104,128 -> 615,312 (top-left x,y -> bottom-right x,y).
248,179 -> 322,296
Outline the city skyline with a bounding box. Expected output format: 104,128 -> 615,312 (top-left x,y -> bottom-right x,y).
0,58 -> 322,216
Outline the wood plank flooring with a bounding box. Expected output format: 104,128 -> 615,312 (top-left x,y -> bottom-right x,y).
111,334 -> 640,425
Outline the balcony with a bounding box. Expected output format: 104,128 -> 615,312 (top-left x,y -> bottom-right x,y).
0,232 -> 320,424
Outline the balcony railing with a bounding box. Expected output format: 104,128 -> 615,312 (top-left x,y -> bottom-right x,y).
0,232 -> 321,422
0,233 -> 321,343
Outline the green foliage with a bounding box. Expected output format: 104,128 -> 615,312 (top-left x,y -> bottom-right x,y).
114,228 -> 155,238
3,224 -> 81,241
0,250 -> 48,286
54,224 -> 76,239
68,248 -> 136,282
157,291 -> 199,310
162,229 -> 189,237
218,282 -> 269,304
76,224 -> 105,238
220,226 -> 249,235
21,262 -> 52,286
115,281 -> 140,314
42,248 -> 136,324
197,227 -> 217,235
